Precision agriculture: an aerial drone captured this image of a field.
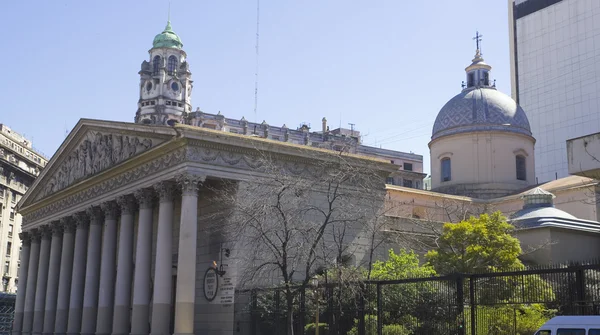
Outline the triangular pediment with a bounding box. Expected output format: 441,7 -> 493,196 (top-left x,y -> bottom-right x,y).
19,119 -> 177,208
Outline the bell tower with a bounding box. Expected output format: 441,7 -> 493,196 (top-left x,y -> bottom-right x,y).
135,20 -> 193,125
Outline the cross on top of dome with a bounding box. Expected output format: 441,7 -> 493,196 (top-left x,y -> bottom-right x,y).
473,31 -> 483,55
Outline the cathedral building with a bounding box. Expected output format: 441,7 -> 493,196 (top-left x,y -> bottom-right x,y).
10,19 -> 600,335
10,21 -> 399,335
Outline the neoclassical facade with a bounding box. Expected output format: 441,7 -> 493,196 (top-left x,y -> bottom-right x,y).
11,118 -> 393,335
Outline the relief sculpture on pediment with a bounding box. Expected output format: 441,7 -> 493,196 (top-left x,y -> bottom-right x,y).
40,132 -> 154,200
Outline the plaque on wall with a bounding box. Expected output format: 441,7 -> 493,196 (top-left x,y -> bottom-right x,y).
203,267 -> 218,302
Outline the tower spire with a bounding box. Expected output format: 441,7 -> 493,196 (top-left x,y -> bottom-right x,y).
168,1 -> 171,23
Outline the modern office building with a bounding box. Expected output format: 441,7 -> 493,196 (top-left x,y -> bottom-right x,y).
508,0 -> 600,183
0,125 -> 46,293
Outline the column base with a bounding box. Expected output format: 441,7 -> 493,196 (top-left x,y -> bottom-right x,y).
54,308 -> 69,334
95,306 -> 113,335
150,303 -> 171,335
112,305 -> 131,335
130,304 -> 150,335
80,306 -> 98,335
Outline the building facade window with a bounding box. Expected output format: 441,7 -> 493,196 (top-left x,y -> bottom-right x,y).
152,56 -> 161,74
167,55 -> 178,75
5,242 -> 11,256
9,210 -> 14,221
516,155 -> 526,181
403,179 -> 413,188
4,262 -> 8,276
8,225 -> 12,238
403,163 -> 413,171
386,177 -> 395,185
11,192 -> 16,203
441,158 -> 451,182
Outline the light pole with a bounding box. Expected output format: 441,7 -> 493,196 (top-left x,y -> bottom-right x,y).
311,276 -> 319,335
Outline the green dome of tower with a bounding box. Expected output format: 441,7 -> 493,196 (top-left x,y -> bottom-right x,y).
152,21 -> 183,49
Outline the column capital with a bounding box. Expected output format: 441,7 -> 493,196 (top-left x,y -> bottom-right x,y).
134,188 -> 155,209
19,232 -> 31,245
116,195 -> 137,215
154,181 -> 177,202
29,228 -> 41,242
100,201 -> 119,220
60,217 -> 76,234
176,173 -> 205,196
86,206 -> 104,224
73,212 -> 90,229
51,222 -> 63,236
39,225 -> 52,240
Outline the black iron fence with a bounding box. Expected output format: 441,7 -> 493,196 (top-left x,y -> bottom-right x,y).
0,293 -> 15,334
234,263 -> 600,335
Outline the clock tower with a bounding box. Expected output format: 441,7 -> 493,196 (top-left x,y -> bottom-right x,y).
135,20 -> 192,125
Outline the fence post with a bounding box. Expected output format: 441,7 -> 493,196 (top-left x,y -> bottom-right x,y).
576,268 -> 586,314
251,289 -> 257,335
358,284 -> 365,335
469,276 -> 476,335
299,287 -> 306,335
327,285 -> 334,335
275,289 -> 281,335
377,283 -> 382,335
456,276 -> 465,335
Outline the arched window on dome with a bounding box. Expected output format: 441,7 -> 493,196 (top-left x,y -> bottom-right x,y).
153,56 -> 161,75
441,158 -> 451,182
167,56 -> 178,75
516,155 -> 526,181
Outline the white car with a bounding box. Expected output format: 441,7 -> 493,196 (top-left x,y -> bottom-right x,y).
534,316 -> 600,334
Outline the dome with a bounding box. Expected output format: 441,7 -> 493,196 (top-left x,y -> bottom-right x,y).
152,21 -> 183,49
431,87 -> 531,141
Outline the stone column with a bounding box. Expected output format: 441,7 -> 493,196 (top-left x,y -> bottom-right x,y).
32,226 -> 52,334
174,173 -> 204,335
67,212 -> 90,334
80,207 -> 104,335
42,224 -> 64,335
22,229 -> 41,334
12,232 -> 31,334
131,189 -> 155,335
96,202 -> 119,335
112,195 -> 136,335
55,218 -> 76,334
151,181 -> 176,335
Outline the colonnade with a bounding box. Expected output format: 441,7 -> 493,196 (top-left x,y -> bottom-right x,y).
12,173 -> 204,335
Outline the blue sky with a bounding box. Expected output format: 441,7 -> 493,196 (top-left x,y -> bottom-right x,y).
1,1 -> 511,174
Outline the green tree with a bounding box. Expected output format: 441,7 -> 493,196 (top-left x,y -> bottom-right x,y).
370,249 -> 436,280
426,211 -> 523,274
368,250 -> 453,333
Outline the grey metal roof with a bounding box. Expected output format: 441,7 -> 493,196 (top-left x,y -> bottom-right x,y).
511,204 -> 600,233
432,87 -> 532,140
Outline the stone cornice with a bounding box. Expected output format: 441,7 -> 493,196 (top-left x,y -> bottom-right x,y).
20,127 -> 395,228
21,145 -> 187,225
19,139 -> 187,216
18,119 -> 178,211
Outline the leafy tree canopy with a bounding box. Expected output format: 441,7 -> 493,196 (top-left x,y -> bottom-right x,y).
370,249 -> 436,280
426,211 -> 523,274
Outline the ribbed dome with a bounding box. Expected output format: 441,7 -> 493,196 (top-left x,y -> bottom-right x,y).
152,21 -> 183,49
431,87 -> 531,141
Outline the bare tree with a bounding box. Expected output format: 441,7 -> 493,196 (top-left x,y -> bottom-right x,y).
212,148 -> 393,335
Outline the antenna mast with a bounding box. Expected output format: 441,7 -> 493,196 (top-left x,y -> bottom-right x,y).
253,0 -> 260,122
